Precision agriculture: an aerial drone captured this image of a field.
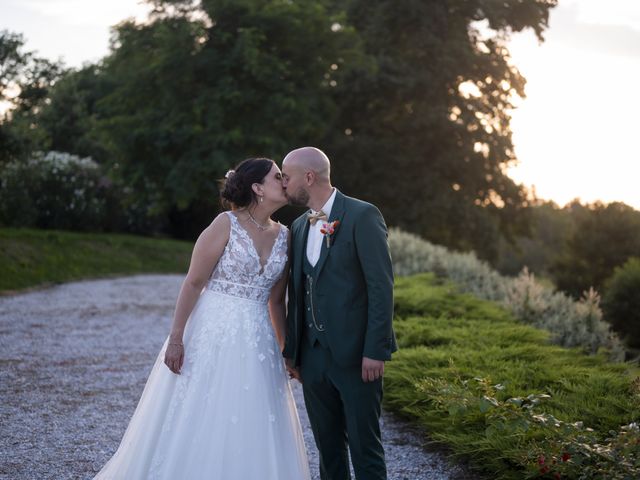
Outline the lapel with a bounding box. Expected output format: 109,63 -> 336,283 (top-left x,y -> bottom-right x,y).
293,214 -> 311,291
314,190 -> 346,279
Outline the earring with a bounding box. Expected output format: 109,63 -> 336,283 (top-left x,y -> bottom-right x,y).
260,196 -> 264,203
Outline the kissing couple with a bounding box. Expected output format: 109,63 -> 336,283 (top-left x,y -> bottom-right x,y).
93,146 -> 397,479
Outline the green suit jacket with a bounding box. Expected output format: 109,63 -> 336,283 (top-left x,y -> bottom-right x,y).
283,190 -> 397,367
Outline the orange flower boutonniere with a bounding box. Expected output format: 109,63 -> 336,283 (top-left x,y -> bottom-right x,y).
320,220 -> 340,248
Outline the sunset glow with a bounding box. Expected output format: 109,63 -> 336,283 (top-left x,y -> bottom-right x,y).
507,0 -> 640,208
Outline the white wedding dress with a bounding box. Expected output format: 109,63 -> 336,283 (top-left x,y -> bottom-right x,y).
95,211 -> 311,479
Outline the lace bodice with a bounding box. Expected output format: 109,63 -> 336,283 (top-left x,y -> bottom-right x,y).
205,211 -> 288,303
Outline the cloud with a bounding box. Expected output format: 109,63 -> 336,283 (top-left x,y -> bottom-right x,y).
547,3 -> 640,59
5,0 -> 150,27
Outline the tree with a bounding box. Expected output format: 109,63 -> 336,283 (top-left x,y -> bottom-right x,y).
38,65 -> 111,163
0,30 -> 65,163
324,0 -> 557,261
602,257 -> 640,352
0,30 -> 26,102
90,0 -> 366,236
552,201 -> 640,297
496,200 -> 572,277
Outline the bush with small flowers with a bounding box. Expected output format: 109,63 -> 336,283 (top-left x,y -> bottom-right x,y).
0,151 -> 119,231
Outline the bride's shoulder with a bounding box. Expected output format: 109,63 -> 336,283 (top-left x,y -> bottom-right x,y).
213,211 -> 233,226
191,212 -> 231,255
276,221 -> 290,232
202,212 -> 232,237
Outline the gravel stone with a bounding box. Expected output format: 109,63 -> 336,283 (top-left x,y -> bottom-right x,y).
0,275 -> 480,480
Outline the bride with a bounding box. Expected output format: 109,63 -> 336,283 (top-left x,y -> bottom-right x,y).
94,158 -> 311,479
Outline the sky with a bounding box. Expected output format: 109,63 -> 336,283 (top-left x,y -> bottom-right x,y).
507,0 -> 640,208
1,0 -> 639,209
0,0 -> 152,66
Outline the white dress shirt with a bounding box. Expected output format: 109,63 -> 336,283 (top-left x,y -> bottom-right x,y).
306,188 -> 337,266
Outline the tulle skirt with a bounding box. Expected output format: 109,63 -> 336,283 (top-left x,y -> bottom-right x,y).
94,289 -> 311,479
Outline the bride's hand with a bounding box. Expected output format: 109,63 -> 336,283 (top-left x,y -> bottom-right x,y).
164,342 -> 184,374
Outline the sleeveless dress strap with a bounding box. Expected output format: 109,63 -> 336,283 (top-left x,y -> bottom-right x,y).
224,210 -> 237,228
224,211 -> 239,244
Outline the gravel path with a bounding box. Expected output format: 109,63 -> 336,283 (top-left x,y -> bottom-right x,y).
0,275 -> 478,480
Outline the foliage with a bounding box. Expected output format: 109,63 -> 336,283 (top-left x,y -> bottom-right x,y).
325,0 -> 558,262
0,151 -> 119,230
36,65 -> 112,163
385,274 -> 640,479
389,229 -> 625,360
0,30 -> 25,100
87,0 -> 366,237
416,376 -> 640,479
0,30 -> 66,163
552,201 -> 640,298
602,258 -> 640,351
494,200 -> 640,320
0,228 -> 191,292
496,200 -> 572,277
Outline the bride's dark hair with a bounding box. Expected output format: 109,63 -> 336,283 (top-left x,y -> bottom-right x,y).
220,157 -> 275,209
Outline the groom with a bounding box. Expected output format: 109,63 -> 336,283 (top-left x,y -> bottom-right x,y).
281,147 -> 397,480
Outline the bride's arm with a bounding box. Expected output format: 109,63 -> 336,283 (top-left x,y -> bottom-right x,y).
268,230 -> 291,351
164,213 -> 230,374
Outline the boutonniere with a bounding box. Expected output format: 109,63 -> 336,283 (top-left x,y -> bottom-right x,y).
320,221 -> 340,248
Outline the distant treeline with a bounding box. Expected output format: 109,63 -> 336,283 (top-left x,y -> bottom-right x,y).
497,200 -> 640,298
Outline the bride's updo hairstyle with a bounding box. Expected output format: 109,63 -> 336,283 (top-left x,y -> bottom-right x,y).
221,157 -> 275,209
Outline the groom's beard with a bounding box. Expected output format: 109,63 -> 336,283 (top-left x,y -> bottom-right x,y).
286,187 -> 310,208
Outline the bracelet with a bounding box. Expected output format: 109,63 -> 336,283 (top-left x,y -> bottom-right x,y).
168,342 -> 184,347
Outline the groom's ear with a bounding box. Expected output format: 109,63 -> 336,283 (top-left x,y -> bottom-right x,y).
305,171 -> 315,186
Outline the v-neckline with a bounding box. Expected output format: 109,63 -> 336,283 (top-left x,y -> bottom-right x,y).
229,212 -> 282,274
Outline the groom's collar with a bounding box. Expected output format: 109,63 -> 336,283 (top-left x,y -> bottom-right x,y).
309,188 -> 337,217
310,189 -> 345,279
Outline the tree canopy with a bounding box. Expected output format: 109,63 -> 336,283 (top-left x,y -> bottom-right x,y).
552,201 -> 640,297
325,0 -> 557,260
0,30 -> 65,163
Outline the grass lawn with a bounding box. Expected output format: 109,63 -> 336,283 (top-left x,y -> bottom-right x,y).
385,273 -> 640,479
0,228 -> 192,293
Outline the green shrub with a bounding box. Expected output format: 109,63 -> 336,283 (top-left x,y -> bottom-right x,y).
385,274 -> 640,479
389,229 -> 624,360
0,151 -> 119,230
603,258 -> 640,350
416,377 -> 640,479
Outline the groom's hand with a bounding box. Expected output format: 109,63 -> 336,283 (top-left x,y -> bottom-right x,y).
362,357 -> 384,382
285,358 -> 302,383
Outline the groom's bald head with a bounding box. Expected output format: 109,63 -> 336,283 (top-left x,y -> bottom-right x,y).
281,146 -> 334,209
282,146 -> 331,183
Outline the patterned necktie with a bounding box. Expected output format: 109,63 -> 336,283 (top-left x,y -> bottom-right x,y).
307,210 -> 328,226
